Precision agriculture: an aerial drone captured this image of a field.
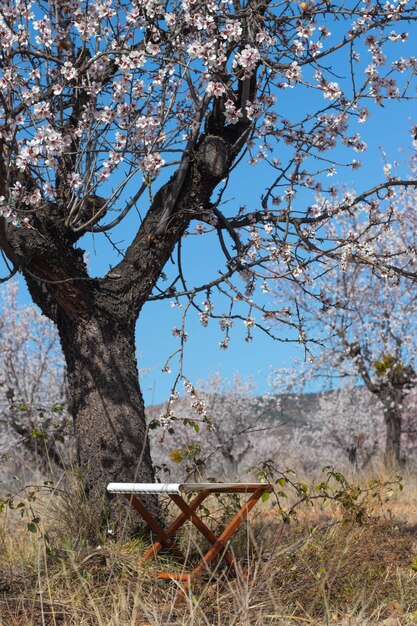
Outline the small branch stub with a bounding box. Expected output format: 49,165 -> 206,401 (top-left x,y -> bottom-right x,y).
199,137 -> 229,179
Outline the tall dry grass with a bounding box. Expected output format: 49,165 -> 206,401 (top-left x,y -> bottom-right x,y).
1,465 -> 416,626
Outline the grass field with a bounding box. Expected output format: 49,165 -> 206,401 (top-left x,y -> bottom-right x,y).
1,466 -> 416,626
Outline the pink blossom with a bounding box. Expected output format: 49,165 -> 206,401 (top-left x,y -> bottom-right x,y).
232,46 -> 260,78
322,81 -> 342,100
141,152 -> 165,176
61,62 -> 78,81
285,62 -> 302,83
206,81 -> 226,97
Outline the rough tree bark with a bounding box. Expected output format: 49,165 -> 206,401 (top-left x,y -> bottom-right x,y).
383,407 -> 402,465
57,313 -> 155,520
380,390 -> 403,466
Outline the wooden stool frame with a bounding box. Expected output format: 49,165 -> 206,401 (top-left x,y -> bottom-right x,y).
107,482 -> 271,589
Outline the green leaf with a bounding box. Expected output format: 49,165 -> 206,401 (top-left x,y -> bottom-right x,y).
27,523 -> 38,533
281,511 -> 291,524
183,418 -> 200,432
31,428 -> 47,440
261,492 -> 270,502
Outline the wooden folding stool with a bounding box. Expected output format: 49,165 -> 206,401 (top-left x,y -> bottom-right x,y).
106,482 -> 271,589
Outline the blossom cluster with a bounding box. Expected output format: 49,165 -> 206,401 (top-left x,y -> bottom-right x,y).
0,0 -> 417,278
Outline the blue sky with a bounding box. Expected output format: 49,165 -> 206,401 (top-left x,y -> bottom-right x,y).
136,101 -> 417,405
4,92 -> 417,407
2,13 -> 417,406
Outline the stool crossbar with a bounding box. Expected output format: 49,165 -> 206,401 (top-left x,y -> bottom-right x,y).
107,482 -> 271,588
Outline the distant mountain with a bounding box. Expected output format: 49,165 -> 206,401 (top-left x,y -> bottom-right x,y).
257,391 -> 322,426
145,390 -> 324,428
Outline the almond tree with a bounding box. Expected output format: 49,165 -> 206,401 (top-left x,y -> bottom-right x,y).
2,0 -> 417,519
149,373 -> 280,479
0,281 -> 68,480
273,173 -> 417,465
290,386 -> 385,470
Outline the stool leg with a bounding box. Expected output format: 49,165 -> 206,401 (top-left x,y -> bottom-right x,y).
142,491 -> 210,562
190,487 -> 266,580
169,493 -> 237,571
125,494 -> 186,561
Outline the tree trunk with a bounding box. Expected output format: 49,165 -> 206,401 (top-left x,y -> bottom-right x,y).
384,409 -> 401,465
57,311 -> 157,534
383,404 -> 402,466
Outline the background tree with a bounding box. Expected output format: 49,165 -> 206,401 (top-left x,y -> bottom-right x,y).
286,385 -> 385,471
2,0 -> 417,520
0,281 -> 69,485
273,174 -> 417,465
148,373 -> 281,479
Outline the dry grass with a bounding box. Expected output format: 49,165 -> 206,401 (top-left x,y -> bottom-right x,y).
1,467 -> 417,626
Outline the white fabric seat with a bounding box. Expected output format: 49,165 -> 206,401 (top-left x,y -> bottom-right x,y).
106,482 -> 267,495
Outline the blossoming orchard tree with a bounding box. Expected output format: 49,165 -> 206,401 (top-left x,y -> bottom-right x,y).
273,171 -> 417,464
287,386 -> 385,470
2,0 -> 417,519
0,281 -> 68,481
149,373 -> 280,479
296,268 -> 417,465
